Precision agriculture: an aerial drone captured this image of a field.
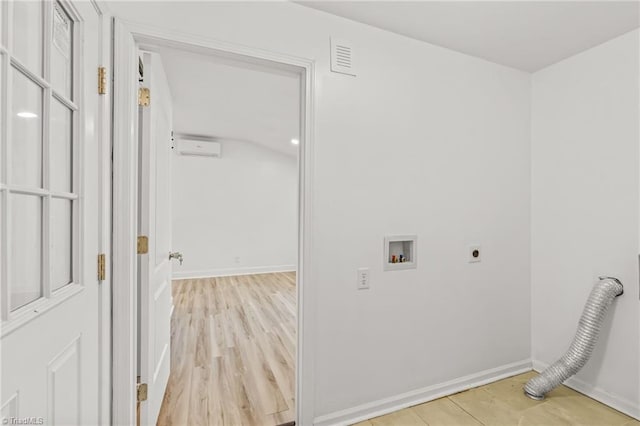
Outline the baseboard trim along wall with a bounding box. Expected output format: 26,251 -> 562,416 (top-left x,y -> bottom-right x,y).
313,359 -> 533,426
172,265 -> 296,280
532,360 -> 640,420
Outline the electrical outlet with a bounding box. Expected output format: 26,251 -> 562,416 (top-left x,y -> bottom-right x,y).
469,245 -> 481,263
357,268 -> 370,290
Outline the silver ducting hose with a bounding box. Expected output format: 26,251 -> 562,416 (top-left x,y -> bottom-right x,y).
524,276 -> 624,400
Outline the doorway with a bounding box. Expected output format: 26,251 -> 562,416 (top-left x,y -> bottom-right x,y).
140,44 -> 300,425
111,21 -> 314,426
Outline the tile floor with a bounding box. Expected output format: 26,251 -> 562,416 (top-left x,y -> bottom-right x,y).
353,372 -> 639,426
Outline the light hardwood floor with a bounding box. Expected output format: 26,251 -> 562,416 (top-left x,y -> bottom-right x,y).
157,272 -> 296,426
158,275 -> 638,426
353,372 -> 640,426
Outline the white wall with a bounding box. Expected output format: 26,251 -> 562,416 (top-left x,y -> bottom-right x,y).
109,2 -> 532,423
157,45 -> 302,157
171,141 -> 298,278
531,30 -> 640,418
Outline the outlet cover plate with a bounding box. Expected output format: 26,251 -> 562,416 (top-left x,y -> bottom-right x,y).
357,268 -> 370,290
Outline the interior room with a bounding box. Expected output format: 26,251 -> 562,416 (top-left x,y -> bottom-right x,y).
112,2 -> 638,424
0,1 -> 639,426
137,45 -> 301,425
165,47 -> 300,281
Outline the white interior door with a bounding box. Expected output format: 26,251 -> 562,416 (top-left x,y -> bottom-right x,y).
0,0 -> 103,424
138,51 -> 174,426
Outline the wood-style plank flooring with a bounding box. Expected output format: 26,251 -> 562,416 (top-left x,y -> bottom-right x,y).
157,272 -> 296,426
353,371 -> 640,426
158,275 -> 639,426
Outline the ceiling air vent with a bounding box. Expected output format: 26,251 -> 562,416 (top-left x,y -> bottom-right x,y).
331,38 -> 356,76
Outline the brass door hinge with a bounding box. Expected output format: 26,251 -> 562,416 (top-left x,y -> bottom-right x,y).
137,383 -> 148,402
138,87 -> 150,106
97,253 -> 106,281
98,67 -> 107,95
137,236 -> 149,254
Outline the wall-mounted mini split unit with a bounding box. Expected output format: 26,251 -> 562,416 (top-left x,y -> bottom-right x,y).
176,138 -> 221,158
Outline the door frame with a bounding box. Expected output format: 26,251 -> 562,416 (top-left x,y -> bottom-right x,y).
111,19 -> 316,425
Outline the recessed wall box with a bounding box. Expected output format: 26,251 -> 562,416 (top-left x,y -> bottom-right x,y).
384,235 -> 417,271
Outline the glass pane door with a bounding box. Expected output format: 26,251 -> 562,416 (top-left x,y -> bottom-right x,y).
1,0 -> 79,318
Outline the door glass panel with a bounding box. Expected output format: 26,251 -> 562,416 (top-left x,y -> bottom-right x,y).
11,0 -> 43,75
50,100 -> 72,192
10,194 -> 42,310
11,69 -> 42,187
51,2 -> 72,99
51,198 -> 72,290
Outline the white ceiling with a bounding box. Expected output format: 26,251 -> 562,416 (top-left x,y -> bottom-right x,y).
298,1 -> 640,72
153,46 -> 301,157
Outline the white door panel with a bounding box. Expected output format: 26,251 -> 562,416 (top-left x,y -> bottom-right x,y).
139,51 -> 173,426
1,1 -> 102,425
111,18 -> 139,425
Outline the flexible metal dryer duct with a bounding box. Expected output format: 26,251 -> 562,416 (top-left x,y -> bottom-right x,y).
524,277 -> 624,400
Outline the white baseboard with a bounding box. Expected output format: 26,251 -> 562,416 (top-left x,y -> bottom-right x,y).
313,359 -> 533,426
532,360 -> 640,420
172,264 -> 296,280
